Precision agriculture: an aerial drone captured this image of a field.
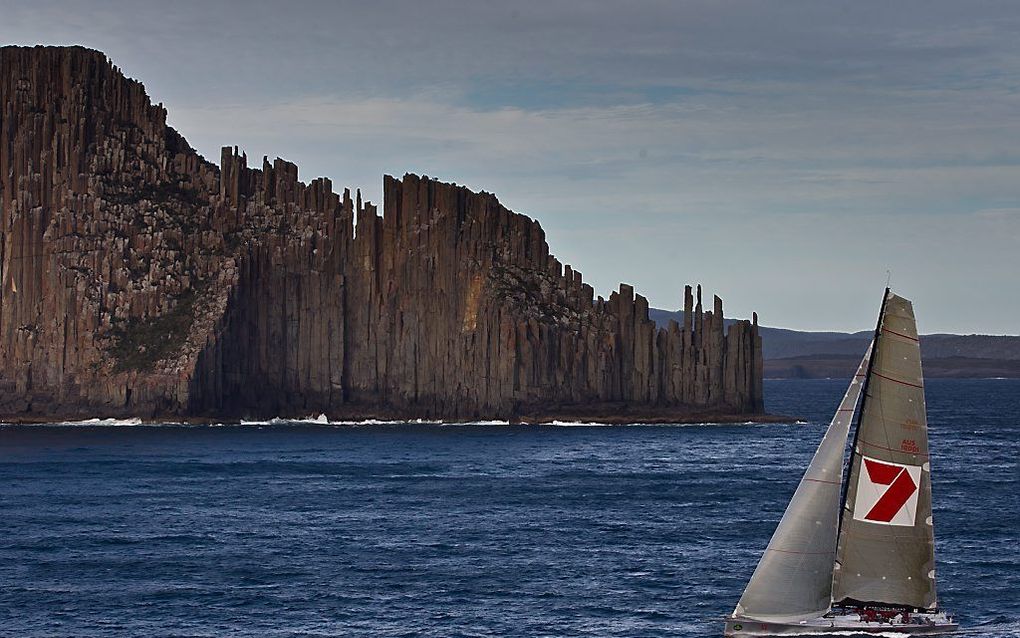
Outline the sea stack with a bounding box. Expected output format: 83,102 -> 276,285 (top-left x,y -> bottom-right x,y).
0,46 -> 763,422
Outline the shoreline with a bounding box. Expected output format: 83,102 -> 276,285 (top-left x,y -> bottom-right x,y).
0,412 -> 795,427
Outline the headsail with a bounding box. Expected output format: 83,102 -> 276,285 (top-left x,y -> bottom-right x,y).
831,290 -> 937,610
734,345 -> 872,622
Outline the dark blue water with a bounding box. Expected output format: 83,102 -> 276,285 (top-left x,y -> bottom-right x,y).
1,379 -> 1017,637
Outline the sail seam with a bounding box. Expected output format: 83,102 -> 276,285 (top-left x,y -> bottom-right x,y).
871,370 -> 923,389
881,327 -> 919,342
859,437 -> 929,458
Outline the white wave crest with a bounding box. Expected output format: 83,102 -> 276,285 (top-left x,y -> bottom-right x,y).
59,417 -> 144,426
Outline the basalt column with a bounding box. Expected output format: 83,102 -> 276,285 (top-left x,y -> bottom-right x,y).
1,45 -> 764,421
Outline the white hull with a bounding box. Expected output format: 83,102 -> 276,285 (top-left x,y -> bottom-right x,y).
724,613 -> 957,636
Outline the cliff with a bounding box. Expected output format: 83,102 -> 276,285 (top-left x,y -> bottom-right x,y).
0,46 -> 763,422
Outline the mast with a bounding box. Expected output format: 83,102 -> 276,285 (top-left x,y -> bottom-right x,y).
831,290 -> 937,610
837,287 -> 889,531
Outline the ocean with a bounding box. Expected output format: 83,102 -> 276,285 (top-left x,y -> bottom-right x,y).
1,379 -> 1017,637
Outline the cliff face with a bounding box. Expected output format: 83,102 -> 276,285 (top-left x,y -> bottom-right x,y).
1,46 -> 763,421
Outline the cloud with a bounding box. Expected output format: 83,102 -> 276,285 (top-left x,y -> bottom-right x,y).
168,87 -> 1020,217
165,91 -> 1020,334
3,0 -> 1020,332
975,207 -> 1020,219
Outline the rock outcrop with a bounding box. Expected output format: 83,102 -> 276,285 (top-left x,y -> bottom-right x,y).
1,46 -> 763,421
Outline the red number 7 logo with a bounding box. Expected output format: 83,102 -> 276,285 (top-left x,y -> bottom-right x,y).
853,457 -> 921,526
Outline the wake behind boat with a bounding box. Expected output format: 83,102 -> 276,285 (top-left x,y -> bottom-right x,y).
724,289 -> 957,636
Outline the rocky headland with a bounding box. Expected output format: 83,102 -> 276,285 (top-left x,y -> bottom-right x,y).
0,46 -> 764,422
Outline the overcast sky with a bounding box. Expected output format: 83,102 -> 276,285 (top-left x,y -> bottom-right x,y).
4,1 -> 1019,333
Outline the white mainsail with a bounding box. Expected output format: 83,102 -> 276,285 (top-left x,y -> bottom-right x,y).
831,291 -> 938,609
734,344 -> 872,623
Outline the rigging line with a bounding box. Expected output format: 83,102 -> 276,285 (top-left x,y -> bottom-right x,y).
766,547 -> 835,556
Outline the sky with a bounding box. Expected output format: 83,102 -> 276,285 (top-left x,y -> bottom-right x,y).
3,0 -> 1019,334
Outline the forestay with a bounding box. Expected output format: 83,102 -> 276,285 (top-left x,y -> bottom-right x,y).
734,345 -> 872,622
831,292 -> 937,610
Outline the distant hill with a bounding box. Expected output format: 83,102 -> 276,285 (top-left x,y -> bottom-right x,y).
763,355 -> 1020,380
649,308 -> 1020,379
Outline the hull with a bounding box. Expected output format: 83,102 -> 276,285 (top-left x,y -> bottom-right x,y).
723,614 -> 957,636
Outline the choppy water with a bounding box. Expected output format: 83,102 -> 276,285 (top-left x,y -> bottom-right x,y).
1,379 -> 1017,637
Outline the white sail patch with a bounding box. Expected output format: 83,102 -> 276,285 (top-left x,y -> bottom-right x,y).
852,456 -> 922,526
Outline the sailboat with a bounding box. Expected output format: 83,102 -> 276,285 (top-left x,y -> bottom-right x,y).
724,289 -> 957,636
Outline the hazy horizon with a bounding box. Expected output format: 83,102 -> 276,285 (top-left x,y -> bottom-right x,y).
3,1 -> 1019,334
